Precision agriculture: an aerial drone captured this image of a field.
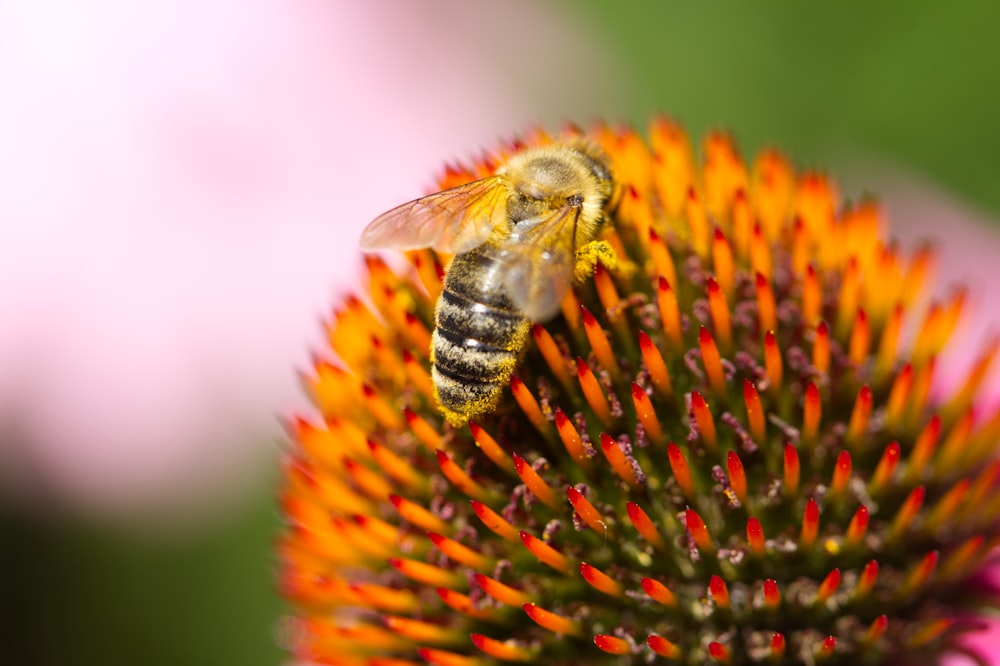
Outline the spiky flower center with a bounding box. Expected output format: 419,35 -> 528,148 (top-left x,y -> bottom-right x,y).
279,120 -> 1000,666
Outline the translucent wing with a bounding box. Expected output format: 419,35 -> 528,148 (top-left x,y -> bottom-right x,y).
359,176 -> 509,254
498,203 -> 581,321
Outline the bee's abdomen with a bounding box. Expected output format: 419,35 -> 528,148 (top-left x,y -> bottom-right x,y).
432,252 -> 530,422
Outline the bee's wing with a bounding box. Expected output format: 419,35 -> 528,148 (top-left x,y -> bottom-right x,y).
359,176 -> 509,254
497,204 -> 580,322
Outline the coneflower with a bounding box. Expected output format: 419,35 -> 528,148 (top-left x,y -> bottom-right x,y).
277,119 -> 1000,665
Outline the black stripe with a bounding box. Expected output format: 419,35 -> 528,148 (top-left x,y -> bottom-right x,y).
439,288 -> 522,323
434,326 -> 504,354
433,359 -> 499,386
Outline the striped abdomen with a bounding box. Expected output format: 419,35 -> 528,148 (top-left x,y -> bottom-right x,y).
431,246 -> 530,423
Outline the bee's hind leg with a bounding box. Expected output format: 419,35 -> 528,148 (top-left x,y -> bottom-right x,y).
573,240 -> 620,283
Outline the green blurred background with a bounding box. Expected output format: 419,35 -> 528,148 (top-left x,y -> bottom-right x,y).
4,2 -> 999,665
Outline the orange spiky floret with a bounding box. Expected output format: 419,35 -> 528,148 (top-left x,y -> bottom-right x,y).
279,120 -> 1000,665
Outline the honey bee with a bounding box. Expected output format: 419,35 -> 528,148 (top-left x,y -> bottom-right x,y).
360,141 -> 617,424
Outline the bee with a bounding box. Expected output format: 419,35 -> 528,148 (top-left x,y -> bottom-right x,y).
360,141 -> 617,424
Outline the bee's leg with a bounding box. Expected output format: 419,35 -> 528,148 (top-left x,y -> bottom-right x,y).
573,240 -> 619,282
